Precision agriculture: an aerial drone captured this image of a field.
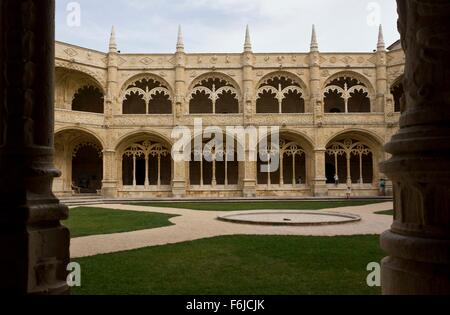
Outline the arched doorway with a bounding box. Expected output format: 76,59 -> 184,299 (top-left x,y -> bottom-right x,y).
121,141 -> 171,187
116,133 -> 173,197
53,129 -> 104,196
255,131 -> 313,197
72,143 -> 103,193
189,136 -> 240,187
325,131 -> 382,196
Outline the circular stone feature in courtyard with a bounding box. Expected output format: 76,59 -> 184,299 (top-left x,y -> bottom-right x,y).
217,211 -> 361,226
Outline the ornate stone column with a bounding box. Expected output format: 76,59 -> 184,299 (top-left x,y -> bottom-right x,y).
102,149 -> 118,197
243,148 -> 257,198
309,26 -> 327,196
380,0 -> 450,295
101,28 -> 120,198
375,25 -> 388,113
312,149 -> 328,196
0,0 -> 70,294
242,26 -> 257,197
63,142 -> 73,193
309,25 -> 322,115
106,26 -> 119,118
172,26 -> 187,197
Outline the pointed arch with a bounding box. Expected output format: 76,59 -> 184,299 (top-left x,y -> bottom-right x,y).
72,85 -> 104,113
323,71 -> 374,113
325,130 -> 384,185
53,128 -> 104,195
256,71 -> 308,114
115,130 -> 173,153
119,73 -> 174,97
55,67 -> 106,112
188,72 -> 242,96
115,131 -> 173,188
188,130 -> 244,187
188,72 -> 241,114
55,63 -> 106,94
120,74 -> 173,115
322,71 -> 374,94
55,126 -> 105,148
256,129 -> 314,188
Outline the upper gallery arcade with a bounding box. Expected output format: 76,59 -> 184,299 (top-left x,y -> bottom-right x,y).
53,25 -> 405,198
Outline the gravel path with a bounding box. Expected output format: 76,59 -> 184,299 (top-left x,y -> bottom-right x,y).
70,202 -> 393,258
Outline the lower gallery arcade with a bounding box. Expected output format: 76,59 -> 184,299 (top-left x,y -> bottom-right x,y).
53,128 -> 384,198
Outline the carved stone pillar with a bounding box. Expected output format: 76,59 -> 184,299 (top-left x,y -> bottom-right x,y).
309,25 -> 321,115
375,29 -> 388,113
172,160 -> 186,197
102,150 -> 118,198
312,149 -> 328,196
174,55 -> 186,119
0,0 -> 70,294
242,51 -> 254,121
63,142 -> 72,193
243,150 -> 257,198
174,26 -> 186,120
106,39 -> 119,118
380,0 -> 450,295
171,31 -> 187,197
309,54 -> 321,116
242,33 -> 256,197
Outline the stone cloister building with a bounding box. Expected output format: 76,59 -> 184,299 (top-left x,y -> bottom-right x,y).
53,25 -> 405,199
2,0 -> 449,296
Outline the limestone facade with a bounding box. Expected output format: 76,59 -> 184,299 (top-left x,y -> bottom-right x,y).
53,26 -> 405,199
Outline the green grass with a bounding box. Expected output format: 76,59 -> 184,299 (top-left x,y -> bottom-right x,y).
135,200 -> 383,211
375,210 -> 394,216
72,235 -> 383,295
65,207 -> 179,238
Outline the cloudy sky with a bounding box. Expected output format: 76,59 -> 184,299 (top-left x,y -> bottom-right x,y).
56,0 -> 399,53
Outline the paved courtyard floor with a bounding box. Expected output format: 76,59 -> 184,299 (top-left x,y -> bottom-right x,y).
70,202 -> 393,258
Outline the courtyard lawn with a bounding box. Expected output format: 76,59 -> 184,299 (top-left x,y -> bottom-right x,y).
135,200 -> 384,211
72,235 -> 383,295
65,207 -> 179,238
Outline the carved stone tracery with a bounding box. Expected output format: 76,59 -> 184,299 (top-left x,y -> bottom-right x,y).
326,139 -> 372,185
122,78 -> 173,115
256,75 -> 305,114
324,77 -> 371,113
73,142 -> 103,158
123,140 -> 170,159
188,76 -> 240,114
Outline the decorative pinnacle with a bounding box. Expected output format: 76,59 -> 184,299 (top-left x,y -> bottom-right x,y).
109,26 -> 117,53
310,24 -> 319,52
176,25 -> 184,52
244,25 -> 252,52
377,24 -> 385,50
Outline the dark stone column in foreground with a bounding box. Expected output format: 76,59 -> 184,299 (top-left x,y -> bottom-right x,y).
380,0 -> 450,295
0,0 -> 70,294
